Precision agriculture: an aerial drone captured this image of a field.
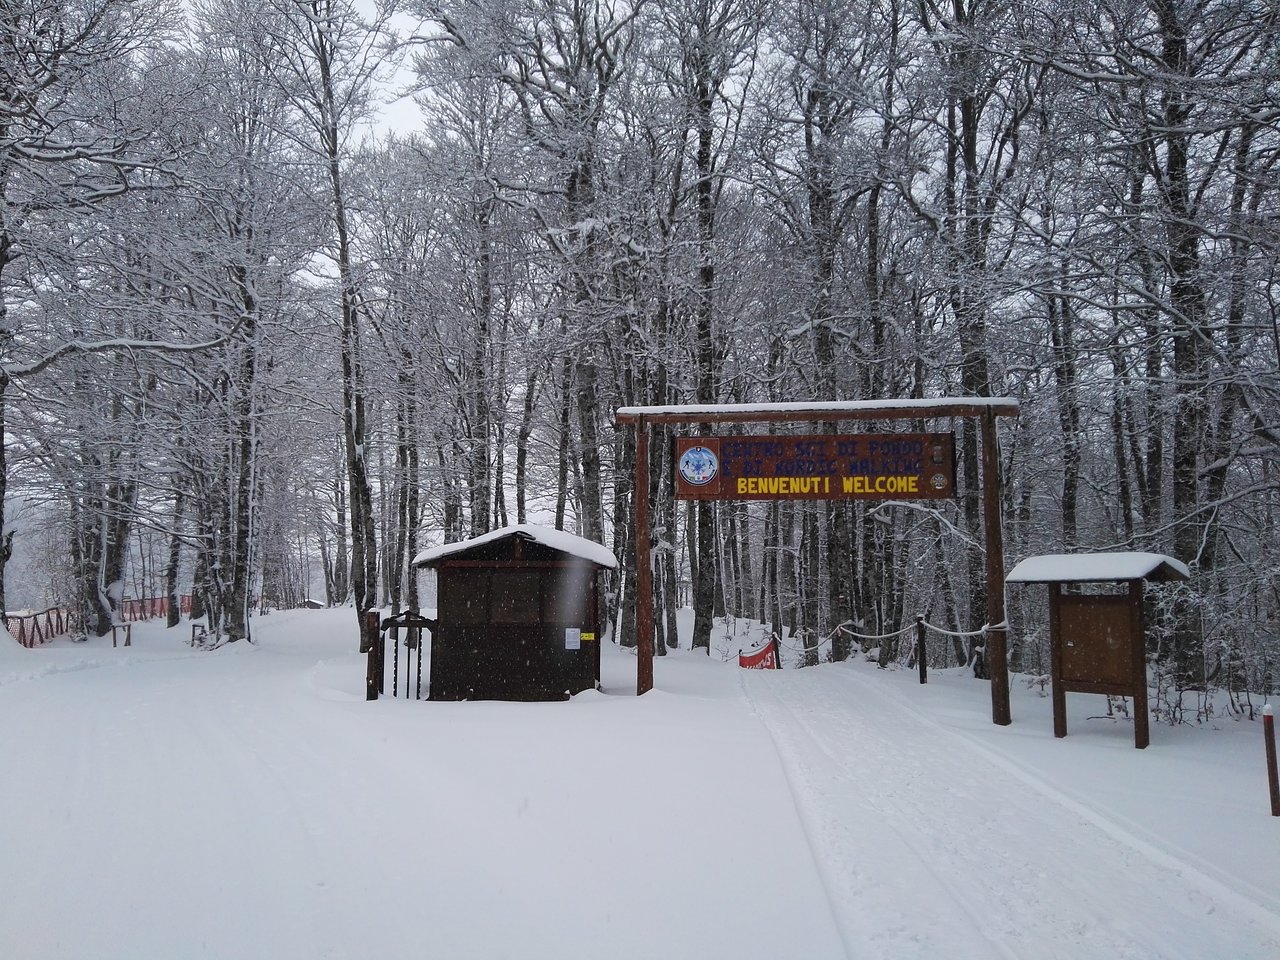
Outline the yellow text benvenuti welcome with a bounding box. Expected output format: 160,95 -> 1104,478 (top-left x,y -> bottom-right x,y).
735,475 -> 921,496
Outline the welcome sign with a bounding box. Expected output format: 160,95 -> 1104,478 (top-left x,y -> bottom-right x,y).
673,433 -> 956,501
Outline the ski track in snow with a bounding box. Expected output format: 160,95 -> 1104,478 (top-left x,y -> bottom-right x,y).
741,664 -> 1280,960
861,665 -> 1280,931
6,635 -> 360,956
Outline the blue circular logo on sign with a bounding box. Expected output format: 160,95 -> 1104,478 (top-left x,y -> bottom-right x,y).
679,446 -> 719,486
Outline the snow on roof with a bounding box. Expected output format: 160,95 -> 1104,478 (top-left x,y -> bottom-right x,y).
615,397 -> 1018,420
1006,552 -> 1190,584
412,523 -> 618,569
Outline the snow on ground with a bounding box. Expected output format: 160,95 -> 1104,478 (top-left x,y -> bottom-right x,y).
2,609 -> 1277,959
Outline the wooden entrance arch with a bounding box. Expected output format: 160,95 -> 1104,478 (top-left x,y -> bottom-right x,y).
614,398 -> 1020,726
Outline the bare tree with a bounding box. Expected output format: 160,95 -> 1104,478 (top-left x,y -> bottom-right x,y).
257,0 -> 404,624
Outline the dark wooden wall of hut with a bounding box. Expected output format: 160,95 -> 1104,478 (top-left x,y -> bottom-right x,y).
429,551 -> 602,701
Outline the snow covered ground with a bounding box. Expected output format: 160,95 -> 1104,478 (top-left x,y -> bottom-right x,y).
2,609 -> 1277,959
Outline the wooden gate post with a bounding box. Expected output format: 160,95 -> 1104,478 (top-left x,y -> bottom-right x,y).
364,610 -> 381,701
981,410 -> 1011,726
916,616 -> 927,685
635,420 -> 654,695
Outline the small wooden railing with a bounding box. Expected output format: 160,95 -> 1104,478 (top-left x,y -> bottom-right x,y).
6,607 -> 75,648
7,595 -> 194,647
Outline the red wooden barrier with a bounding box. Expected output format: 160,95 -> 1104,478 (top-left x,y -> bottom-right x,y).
120,597 -> 167,621
117,596 -> 192,622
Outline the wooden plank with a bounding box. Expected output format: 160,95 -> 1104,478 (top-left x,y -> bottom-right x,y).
617,401 -> 1019,425
437,560 -> 592,569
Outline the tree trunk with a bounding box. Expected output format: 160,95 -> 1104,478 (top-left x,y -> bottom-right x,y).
165,489 -> 185,628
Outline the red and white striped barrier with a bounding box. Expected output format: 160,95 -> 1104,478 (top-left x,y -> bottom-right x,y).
739,639 -> 781,670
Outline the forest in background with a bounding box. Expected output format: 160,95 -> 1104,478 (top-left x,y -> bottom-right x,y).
1,0 -> 1277,716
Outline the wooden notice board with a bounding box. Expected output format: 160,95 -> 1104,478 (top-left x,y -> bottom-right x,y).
1058,592 -> 1133,692
1049,581 -> 1149,748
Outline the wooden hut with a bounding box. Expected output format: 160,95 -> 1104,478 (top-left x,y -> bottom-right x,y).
413,524 -> 617,701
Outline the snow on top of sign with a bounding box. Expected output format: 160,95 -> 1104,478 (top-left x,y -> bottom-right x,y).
412,523 -> 618,569
616,397 -> 1018,417
1006,552 -> 1189,583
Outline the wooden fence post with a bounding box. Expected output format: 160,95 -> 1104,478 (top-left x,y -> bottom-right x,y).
916,616 -> 927,685
1265,705 -> 1279,817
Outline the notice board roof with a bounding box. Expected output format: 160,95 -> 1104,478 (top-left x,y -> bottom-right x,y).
1006,552 -> 1190,584
413,523 -> 618,570
615,397 -> 1019,425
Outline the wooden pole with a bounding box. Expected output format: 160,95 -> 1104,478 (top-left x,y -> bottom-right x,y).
365,610 -> 380,701
1265,705 -> 1279,817
635,421 -> 654,695
1130,580 -> 1150,749
981,410 -> 1011,725
916,615 -> 927,685
1049,584 -> 1067,738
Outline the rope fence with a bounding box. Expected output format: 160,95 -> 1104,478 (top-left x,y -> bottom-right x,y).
769,616 -> 994,684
